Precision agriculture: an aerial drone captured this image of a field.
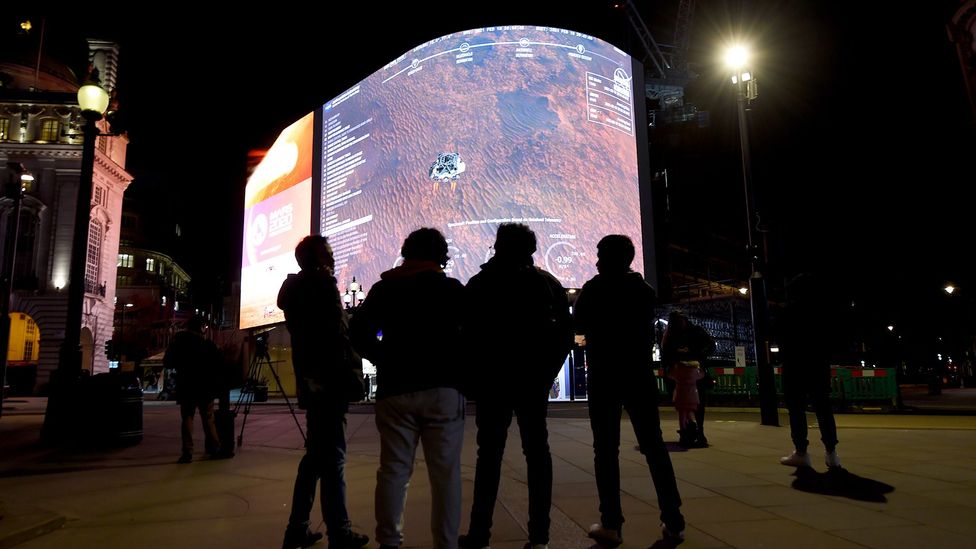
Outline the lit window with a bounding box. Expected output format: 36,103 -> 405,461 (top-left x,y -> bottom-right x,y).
85,220 -> 102,293
117,253 -> 133,268
0,118 -> 9,140
146,258 -> 156,272
39,119 -> 60,142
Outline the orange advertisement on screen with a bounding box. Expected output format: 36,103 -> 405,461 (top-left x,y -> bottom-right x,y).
244,112 -> 314,208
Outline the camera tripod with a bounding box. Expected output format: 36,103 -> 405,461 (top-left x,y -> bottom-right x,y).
234,342 -> 306,448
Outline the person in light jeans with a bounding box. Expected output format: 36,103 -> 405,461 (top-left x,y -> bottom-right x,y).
375,388 -> 466,548
350,228 -> 468,549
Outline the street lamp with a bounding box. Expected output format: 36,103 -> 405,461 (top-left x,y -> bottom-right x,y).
725,44 -> 777,426
42,77 -> 110,440
0,164 -> 34,418
343,277 -> 366,309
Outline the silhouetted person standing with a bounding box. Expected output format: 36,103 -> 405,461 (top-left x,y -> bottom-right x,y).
779,272 -> 840,469
459,223 -> 573,549
350,228 -> 467,549
164,315 -> 221,464
277,235 -> 369,549
573,235 -> 685,547
662,311 -> 715,448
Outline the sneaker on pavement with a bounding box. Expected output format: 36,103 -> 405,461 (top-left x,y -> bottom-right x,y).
458,534 -> 490,549
779,450 -> 812,467
825,449 -> 842,468
661,523 -> 685,545
281,529 -> 323,549
587,523 -> 622,548
328,530 -> 368,548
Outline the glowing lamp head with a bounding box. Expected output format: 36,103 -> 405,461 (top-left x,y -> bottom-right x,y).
724,46 -> 749,70
77,83 -> 110,118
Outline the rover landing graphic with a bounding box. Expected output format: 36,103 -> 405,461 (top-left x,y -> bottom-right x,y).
428,152 -> 466,191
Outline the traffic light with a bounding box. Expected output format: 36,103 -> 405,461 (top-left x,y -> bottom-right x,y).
104,339 -> 115,359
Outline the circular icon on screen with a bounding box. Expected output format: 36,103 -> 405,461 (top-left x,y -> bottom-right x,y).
248,213 -> 269,247
576,44 -> 585,54
520,38 -> 530,47
460,42 -> 470,53
614,68 -> 631,83
411,59 -> 419,69
544,241 -> 580,283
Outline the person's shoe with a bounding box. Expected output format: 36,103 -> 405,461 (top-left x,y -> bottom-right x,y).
677,422 -> 698,448
587,523 -> 622,548
692,434 -> 709,448
661,523 -> 685,545
780,450 -> 812,467
177,452 -> 192,464
328,530 -> 368,548
825,449 -> 842,469
281,528 -> 323,549
458,533 -> 490,549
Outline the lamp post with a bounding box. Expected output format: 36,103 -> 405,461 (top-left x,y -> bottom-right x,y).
343,277 -> 366,309
725,45 -> 778,426
42,78 -> 110,440
0,164 -> 33,417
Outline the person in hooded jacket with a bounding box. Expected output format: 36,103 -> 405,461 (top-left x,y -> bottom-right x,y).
458,223 -> 573,549
277,235 -> 369,549
573,235 -> 685,547
349,228 -> 467,549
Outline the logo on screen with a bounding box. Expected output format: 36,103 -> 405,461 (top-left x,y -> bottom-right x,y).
248,213 -> 269,247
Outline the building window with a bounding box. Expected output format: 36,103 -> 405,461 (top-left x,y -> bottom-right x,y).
0,118 -> 9,140
23,339 -> 34,361
118,253 -> 133,268
39,119 -> 60,142
145,258 -> 156,272
93,185 -> 104,206
158,262 -> 165,276
86,220 -> 102,293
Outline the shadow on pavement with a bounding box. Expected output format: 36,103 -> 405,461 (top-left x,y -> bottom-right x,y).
790,466 -> 895,502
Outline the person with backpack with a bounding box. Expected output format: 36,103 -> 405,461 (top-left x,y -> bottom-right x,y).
458,223 -> 573,549
573,235 -> 685,547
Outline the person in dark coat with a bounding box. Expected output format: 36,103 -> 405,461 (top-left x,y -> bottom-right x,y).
458,223 -> 573,549
778,272 -> 840,469
573,235 -> 685,547
349,227 -> 467,549
164,315 -> 221,463
661,311 -> 716,447
277,235 -> 369,549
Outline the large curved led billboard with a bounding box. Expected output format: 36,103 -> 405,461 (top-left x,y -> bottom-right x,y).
242,26 -> 647,329
321,25 -> 642,287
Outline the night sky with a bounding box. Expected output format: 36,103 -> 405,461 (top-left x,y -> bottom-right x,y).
7,2 -> 973,340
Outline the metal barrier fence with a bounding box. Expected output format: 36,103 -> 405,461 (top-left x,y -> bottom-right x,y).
655,364 -> 899,407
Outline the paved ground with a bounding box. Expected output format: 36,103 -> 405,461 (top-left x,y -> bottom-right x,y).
1,397 -> 976,548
